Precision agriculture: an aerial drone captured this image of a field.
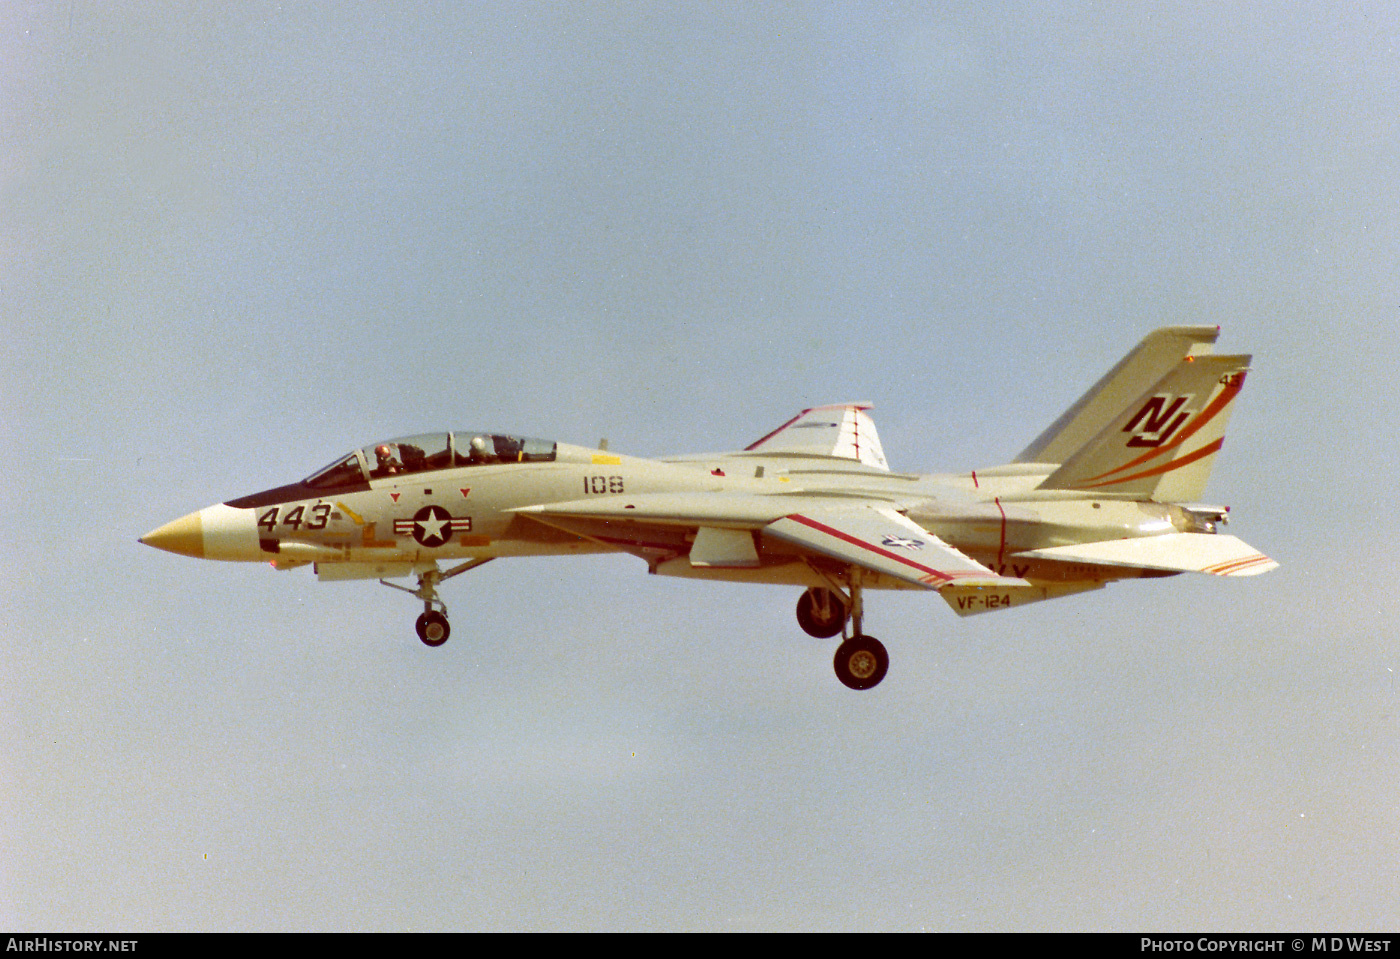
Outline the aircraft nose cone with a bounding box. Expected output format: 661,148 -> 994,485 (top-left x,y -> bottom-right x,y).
140,511 -> 205,558
141,504 -> 261,561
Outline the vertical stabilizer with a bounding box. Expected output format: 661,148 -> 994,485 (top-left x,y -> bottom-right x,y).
1036,354 -> 1251,502
1016,326 -> 1220,464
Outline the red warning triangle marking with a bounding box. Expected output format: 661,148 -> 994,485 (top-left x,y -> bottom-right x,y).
390,492 -> 400,502
460,488 -> 471,497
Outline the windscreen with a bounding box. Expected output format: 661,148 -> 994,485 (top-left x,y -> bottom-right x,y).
303,452 -> 366,490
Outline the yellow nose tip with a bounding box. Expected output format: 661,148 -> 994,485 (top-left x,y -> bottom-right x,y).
139,512 -> 205,558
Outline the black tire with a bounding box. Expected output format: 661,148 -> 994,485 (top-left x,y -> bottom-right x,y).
416,611 -> 450,647
796,587 -> 848,638
833,635 -> 888,690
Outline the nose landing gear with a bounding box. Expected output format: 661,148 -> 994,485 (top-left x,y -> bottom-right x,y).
380,558 -> 493,647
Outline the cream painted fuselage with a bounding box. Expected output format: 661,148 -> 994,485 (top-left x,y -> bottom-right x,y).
140,441 -> 1190,592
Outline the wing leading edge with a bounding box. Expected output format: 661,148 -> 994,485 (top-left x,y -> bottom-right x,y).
520,496 -> 1026,590
765,507 -> 1027,590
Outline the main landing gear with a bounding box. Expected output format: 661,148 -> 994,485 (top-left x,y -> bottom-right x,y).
796,587 -> 847,638
796,571 -> 889,691
380,559 -> 493,648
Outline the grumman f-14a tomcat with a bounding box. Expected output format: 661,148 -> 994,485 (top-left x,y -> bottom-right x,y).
141,326 -> 1276,690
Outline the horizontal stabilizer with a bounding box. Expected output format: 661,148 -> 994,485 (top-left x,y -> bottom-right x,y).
1015,533 -> 1277,576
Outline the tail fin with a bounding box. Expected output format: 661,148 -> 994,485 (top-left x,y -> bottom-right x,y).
1016,326 -> 1220,464
1036,354 -> 1251,502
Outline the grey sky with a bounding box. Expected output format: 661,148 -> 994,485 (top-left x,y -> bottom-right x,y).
3,1 -> 1397,930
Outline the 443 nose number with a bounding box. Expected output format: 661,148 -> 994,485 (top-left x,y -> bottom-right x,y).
257,504 -> 331,532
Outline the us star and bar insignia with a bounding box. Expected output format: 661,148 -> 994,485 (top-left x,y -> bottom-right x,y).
393,505 -> 472,548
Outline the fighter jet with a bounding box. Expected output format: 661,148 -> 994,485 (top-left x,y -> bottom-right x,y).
141,326 -> 1276,690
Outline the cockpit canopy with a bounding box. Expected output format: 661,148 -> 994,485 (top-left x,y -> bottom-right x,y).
303,432 -> 557,489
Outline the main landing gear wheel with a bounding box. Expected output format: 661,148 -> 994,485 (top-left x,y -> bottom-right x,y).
796,587 -> 849,639
416,610 -> 450,647
833,635 -> 888,691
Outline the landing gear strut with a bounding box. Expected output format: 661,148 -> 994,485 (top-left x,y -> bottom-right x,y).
798,566 -> 889,690
380,558 -> 493,647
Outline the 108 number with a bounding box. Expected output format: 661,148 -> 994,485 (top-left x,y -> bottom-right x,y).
584,475 -> 624,494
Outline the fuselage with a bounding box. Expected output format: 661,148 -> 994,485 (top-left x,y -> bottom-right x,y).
140,432 -> 1198,590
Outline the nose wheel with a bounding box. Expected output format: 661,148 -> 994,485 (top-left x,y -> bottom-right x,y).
416,610 -> 450,647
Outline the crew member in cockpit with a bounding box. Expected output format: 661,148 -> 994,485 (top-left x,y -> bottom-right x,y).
373,444 -> 404,477
467,435 -> 495,464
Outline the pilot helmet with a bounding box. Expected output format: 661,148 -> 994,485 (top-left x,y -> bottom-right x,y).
375,444 -> 393,460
